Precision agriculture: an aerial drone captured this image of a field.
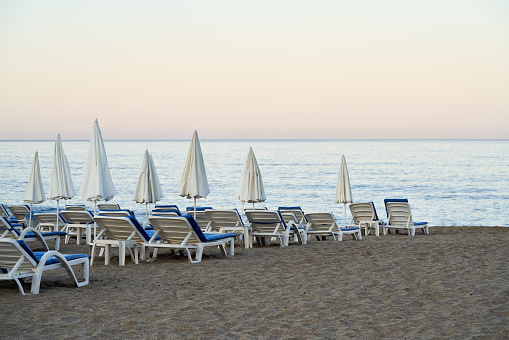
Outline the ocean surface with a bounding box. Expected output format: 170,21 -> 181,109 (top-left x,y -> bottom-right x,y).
0,140 -> 507,227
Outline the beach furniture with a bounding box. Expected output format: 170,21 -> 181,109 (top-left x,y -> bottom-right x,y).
92,215 -> 160,266
385,201 -> 428,236
151,209 -> 181,217
0,204 -> 12,218
7,205 -> 30,227
146,215 -> 236,264
205,209 -> 252,248
0,238 -> 89,295
60,210 -> 95,245
304,213 -> 361,241
349,202 -> 383,236
33,213 -> 67,233
154,204 -> 181,212
278,206 -> 308,225
98,209 -> 135,217
1,216 -> 65,251
186,206 -> 212,230
245,210 -> 305,247
97,203 -> 121,210
64,204 -> 89,212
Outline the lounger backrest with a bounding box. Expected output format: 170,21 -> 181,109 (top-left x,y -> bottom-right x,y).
349,203 -> 378,225
0,216 -> 20,239
64,205 -> 88,211
0,204 -> 11,217
93,216 -> 150,243
151,210 -> 180,217
205,209 -> 244,231
0,239 -> 38,273
34,213 -> 67,226
97,203 -> 120,210
304,213 -> 338,232
186,207 -> 212,227
386,202 -> 413,226
60,210 -> 94,224
98,210 -> 133,217
148,216 -> 201,245
384,199 -> 408,218
278,207 -> 307,224
7,205 -> 30,221
245,210 -> 286,233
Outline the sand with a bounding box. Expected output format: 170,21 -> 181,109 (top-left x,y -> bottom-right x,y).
1,226 -> 508,339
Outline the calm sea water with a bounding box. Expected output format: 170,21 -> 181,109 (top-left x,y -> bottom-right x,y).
0,140 -> 507,226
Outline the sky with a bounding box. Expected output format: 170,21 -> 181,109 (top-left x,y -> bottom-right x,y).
0,0 -> 508,140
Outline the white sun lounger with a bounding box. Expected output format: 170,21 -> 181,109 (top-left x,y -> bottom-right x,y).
385,202 -> 429,236
245,210 -> 305,247
146,215 -> 236,263
305,212 -> 362,241
205,209 -> 252,248
1,216 -> 65,251
0,238 -> 90,295
349,202 -> 383,236
92,215 -> 160,266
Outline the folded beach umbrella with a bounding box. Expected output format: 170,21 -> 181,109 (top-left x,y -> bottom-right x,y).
236,147 -> 266,210
49,133 -> 76,228
133,149 -> 164,223
81,119 -> 116,242
335,154 -> 352,225
23,151 -> 45,228
177,130 -> 209,219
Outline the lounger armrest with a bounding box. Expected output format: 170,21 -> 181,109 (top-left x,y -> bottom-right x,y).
18,227 -> 50,251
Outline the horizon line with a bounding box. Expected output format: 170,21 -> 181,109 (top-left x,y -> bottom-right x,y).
0,138 -> 508,142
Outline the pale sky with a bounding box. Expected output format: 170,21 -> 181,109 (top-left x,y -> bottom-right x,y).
1,0 -> 508,140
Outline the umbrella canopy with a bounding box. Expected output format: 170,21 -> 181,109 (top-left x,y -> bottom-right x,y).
80,119 -> 116,244
80,119 -> 116,203
236,147 -> 266,208
335,154 -> 352,225
49,134 -> 75,224
177,130 -> 209,218
133,149 -> 164,222
24,151 -> 45,227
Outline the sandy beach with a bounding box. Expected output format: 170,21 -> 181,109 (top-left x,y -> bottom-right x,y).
1,226 -> 508,339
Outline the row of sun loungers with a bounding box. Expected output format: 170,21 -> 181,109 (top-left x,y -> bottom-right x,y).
0,200 -> 428,295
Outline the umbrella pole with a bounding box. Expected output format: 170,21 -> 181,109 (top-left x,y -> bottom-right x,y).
194,197 -> 197,219
56,200 -> 60,231
145,203 -> 148,226
344,203 -> 347,226
28,203 -> 33,229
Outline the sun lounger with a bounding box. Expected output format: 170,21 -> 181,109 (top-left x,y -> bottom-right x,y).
245,210 -> 305,247
97,203 -> 121,210
0,238 -> 89,295
385,201 -> 429,236
92,215 -> 160,266
146,215 -> 236,263
186,206 -> 212,230
278,207 -> 308,224
64,204 -> 89,212
304,212 -> 362,241
7,205 -> 30,227
60,210 -> 95,245
33,213 -> 67,232
349,202 -> 383,236
1,216 -> 65,251
98,209 -> 135,217
204,209 -> 252,248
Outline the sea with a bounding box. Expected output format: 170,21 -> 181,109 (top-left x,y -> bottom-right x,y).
0,140 -> 507,227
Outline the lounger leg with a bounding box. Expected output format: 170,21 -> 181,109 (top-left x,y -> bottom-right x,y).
14,277 -> 27,295
90,243 -> 97,266
104,244 -> 111,265
229,239 -> 235,256
119,241 -> 126,266
194,246 -> 203,263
